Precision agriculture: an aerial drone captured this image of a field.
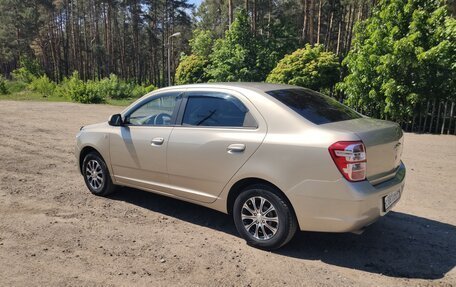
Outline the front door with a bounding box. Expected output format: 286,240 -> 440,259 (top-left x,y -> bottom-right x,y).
109,92 -> 181,191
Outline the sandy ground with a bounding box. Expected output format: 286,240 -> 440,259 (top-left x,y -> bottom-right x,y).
0,100 -> 455,287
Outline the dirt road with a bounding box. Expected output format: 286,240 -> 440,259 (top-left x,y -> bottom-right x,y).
0,100 -> 455,286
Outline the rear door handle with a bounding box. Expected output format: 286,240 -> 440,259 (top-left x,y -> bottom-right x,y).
151,137 -> 164,146
227,144 -> 246,153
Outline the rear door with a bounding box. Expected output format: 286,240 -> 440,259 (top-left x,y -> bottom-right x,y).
166,89 -> 267,203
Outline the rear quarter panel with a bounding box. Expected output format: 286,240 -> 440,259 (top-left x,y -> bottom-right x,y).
215,126 -> 360,213
227,128 -> 351,190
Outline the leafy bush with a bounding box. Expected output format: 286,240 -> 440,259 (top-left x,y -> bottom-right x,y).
175,54 -> 210,84
11,57 -> 44,83
28,75 -> 56,97
339,0 -> 456,122
97,74 -> 133,100
55,72 -> 82,99
83,80 -> 108,104
97,74 -> 156,100
266,44 -> 340,92
54,72 -> 154,103
4,67 -> 156,104
11,67 -> 36,83
131,84 -> 156,98
6,80 -> 27,93
57,72 -> 105,104
0,76 -> 8,94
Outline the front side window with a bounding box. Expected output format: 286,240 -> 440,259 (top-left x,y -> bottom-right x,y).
182,93 -> 256,128
127,93 -> 180,126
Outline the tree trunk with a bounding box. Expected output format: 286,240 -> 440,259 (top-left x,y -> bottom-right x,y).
253,0 -> 257,35
336,7 -> 343,55
343,4 -> 353,54
302,0 -> 308,42
325,2 -> 334,50
70,0 -> 78,73
267,0 -> 272,37
308,0 -> 315,45
228,0 -> 233,25
316,0 -> 322,44
346,4 -> 356,53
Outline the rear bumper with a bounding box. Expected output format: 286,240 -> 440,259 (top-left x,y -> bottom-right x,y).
289,161 -> 406,232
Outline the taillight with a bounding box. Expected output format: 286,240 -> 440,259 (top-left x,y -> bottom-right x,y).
329,141 -> 367,182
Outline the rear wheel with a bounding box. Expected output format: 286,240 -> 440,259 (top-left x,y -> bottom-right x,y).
82,152 -> 117,196
233,184 -> 297,250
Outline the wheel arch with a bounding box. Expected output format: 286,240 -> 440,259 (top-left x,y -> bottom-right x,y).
226,177 -> 299,228
78,146 -> 103,174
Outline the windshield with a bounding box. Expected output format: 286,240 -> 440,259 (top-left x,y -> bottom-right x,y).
266,88 -> 362,125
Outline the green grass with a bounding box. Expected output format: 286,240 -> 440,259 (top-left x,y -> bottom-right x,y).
0,85 -> 136,107
5,80 -> 27,93
0,90 -> 70,103
107,98 -> 137,106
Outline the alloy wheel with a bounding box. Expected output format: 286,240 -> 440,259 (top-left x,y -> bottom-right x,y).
241,196 -> 279,240
85,159 -> 104,191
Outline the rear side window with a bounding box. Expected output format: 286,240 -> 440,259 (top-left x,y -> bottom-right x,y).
182,93 -> 256,128
266,88 -> 361,124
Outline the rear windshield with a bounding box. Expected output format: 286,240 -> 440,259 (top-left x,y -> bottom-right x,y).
266,88 -> 361,124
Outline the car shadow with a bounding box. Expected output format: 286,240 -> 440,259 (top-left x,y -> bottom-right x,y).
280,212 -> 456,279
109,187 -> 238,236
110,187 -> 455,280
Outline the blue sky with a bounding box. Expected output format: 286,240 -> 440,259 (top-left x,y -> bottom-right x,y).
188,0 -> 202,7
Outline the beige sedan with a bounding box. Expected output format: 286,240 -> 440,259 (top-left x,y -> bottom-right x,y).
75,83 -> 406,250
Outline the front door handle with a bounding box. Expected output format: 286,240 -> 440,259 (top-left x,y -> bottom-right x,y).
227,144 -> 246,153
151,137 -> 165,146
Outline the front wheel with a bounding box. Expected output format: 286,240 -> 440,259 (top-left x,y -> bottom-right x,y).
233,184 -> 297,250
82,152 -> 117,196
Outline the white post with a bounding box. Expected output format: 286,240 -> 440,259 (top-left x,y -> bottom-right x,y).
167,32 -> 181,86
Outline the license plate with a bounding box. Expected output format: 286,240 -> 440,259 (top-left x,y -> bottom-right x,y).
383,190 -> 401,211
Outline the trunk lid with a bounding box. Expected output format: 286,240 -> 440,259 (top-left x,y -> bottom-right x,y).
323,117 -> 404,185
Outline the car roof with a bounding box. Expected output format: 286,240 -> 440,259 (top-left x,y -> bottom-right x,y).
158,82 -> 300,93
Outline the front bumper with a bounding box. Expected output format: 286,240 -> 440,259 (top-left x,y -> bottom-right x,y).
288,161 -> 406,232
75,131 -> 83,174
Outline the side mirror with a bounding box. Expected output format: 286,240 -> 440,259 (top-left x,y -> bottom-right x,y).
108,114 -> 124,126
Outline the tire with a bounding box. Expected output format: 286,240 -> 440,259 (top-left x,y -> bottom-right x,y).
82,151 -> 117,196
233,184 -> 297,250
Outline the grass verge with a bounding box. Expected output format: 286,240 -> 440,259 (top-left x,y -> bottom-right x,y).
0,89 -> 136,107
